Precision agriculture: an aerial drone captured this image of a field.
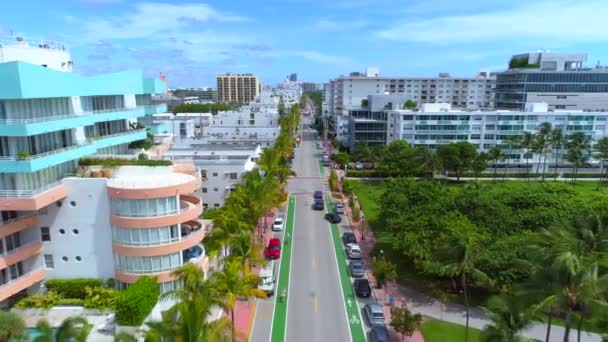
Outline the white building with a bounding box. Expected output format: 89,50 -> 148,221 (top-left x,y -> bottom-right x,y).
0,36 -> 72,72
164,143 -> 261,208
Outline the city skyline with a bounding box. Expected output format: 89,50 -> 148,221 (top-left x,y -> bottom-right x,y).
2,0 -> 608,87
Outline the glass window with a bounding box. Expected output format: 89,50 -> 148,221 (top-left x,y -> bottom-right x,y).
41,227 -> 51,241
44,254 -> 54,269
111,197 -> 178,217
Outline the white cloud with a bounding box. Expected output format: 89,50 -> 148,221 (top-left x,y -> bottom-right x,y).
79,0 -> 123,4
83,2 -> 249,40
377,0 -> 608,43
312,18 -> 368,31
262,50 -> 354,65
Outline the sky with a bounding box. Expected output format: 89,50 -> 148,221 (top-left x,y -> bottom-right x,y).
2,0 -> 608,88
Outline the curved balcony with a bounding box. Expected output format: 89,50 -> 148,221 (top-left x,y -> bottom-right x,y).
0,242 -> 43,269
183,244 -> 206,264
112,226 -> 204,257
114,256 -> 206,285
110,196 -> 202,229
0,268 -> 46,302
0,215 -> 38,239
0,182 -> 68,211
107,174 -> 200,200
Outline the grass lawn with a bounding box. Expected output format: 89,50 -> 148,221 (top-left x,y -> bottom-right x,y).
421,320 -> 482,342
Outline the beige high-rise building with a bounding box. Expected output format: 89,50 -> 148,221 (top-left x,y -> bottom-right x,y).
216,73 -> 261,103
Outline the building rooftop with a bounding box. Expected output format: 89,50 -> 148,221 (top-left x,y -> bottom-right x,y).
107,166 -> 195,189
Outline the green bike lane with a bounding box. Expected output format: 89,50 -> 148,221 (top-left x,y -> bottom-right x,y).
325,197 -> 367,342
269,195 -> 295,342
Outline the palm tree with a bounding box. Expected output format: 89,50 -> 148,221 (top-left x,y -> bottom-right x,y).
258,147 -> 291,185
503,135 -> 521,177
439,219 -> 490,342
114,331 -> 139,342
551,128 -> 566,181
210,260 -> 267,342
146,263 -> 231,342
228,231 -> 266,271
0,311 -> 26,342
572,213 -> 608,261
55,316 -> 91,342
32,320 -> 53,342
481,295 -> 533,342
592,137 -> 608,190
572,263 -> 608,342
487,146 -> 505,179
565,132 -> 591,185
521,131 -> 534,179
534,122 -> 553,179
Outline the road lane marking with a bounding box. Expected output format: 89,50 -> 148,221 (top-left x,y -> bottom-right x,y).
312,256 -> 317,271
314,295 -> 319,313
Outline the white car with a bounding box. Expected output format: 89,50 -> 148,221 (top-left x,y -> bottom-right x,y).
346,243 -> 362,259
355,162 -> 364,170
272,217 -> 284,231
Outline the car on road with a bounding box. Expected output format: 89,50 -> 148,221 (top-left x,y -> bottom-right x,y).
364,303 -> 386,327
324,212 -> 341,223
258,260 -> 276,296
355,162 -> 364,170
313,199 -> 324,210
349,260 -> 365,278
272,216 -> 284,231
313,190 -> 323,200
342,232 -> 357,245
346,243 -> 362,259
354,278 -> 371,297
369,325 -> 390,342
334,202 -> 344,214
265,238 -> 281,259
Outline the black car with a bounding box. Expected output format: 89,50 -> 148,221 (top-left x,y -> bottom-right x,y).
354,278 -> 371,297
369,325 -> 390,342
312,199 -> 324,210
324,212 -> 341,223
313,190 -> 323,200
342,232 -> 357,245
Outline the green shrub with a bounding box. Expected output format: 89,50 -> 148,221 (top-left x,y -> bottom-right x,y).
352,206 -> 361,222
15,291 -> 63,309
79,158 -> 172,167
56,298 -> 84,306
562,173 -> 603,178
45,279 -> 104,299
346,170 -> 387,178
115,277 -> 160,326
105,278 -> 116,289
16,150 -> 31,159
83,286 -> 119,310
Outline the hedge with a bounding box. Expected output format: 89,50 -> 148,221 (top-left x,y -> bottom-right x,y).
45,279 -> 104,299
346,170 -> 388,178
57,298 -> 85,306
115,277 -> 160,326
562,173 -> 603,178
79,158 -> 172,167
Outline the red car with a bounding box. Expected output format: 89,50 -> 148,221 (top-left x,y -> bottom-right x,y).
296,136 -> 301,144
265,238 -> 281,259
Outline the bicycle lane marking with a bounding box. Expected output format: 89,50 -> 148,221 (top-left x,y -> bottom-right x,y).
269,195 -> 296,342
325,196 -> 367,342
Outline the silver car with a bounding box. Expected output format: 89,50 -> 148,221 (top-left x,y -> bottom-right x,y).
364,303 -> 386,327
349,260 -> 365,278
334,202 -> 344,215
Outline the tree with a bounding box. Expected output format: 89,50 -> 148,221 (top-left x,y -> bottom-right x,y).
227,231 -> 266,271
33,320 -> 54,342
438,214 -> 490,342
481,295 -> 533,342
593,137 -> 608,190
403,100 -> 417,109
565,132 -> 591,185
472,152 -> 488,179
521,131 -> 534,179
377,140 -> 417,177
389,305 -> 422,341
331,152 -> 350,169
488,146 -> 506,179
436,142 -> 478,182
361,99 -> 368,107
278,95 -> 286,116
503,135 -> 522,177
372,257 -> 397,289
551,128 -> 566,181
534,122 -> 553,180
329,169 -> 339,192
210,260 -> 267,342
351,141 -> 373,162
55,316 -> 91,342
0,311 -> 26,342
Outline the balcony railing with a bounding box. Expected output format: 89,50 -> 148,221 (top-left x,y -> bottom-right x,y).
0,141 -> 94,161
0,106 -> 158,125
0,267 -> 45,291
91,129 -> 146,141
1,240 -> 41,258
0,213 -> 37,226
0,180 -> 63,198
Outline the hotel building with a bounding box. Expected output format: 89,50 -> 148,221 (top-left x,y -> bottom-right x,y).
216,73 -> 261,103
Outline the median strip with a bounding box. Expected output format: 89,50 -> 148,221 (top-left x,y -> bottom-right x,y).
325,196 -> 367,342
269,195 -> 296,342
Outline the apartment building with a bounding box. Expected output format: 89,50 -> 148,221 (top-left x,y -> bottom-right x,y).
326,69 -> 495,143
0,41 -> 204,305
386,102 -> 608,169
0,37 -> 72,72
216,73 -> 261,103
170,87 -> 217,102
495,52 -> 608,111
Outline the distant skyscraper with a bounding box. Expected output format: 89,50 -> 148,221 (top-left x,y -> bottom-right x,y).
288,73 -> 298,82
216,73 -> 261,103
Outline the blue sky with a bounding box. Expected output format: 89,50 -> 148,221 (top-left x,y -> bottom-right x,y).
2,0 -> 608,88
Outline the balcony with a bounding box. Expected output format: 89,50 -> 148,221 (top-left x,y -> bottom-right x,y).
183,244 -> 205,264
0,268 -> 46,302
0,215 -> 38,238
107,172 -> 200,200
0,241 -> 43,269
112,226 -> 204,257
91,129 -> 147,150
0,181 -> 68,211
110,195 -> 202,229
0,142 -> 96,173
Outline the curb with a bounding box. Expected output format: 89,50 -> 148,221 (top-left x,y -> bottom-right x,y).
246,300 -> 257,339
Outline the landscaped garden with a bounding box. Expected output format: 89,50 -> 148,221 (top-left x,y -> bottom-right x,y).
421,320 -> 482,342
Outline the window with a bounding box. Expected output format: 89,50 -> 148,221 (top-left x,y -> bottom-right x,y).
484,134 -> 495,140
9,262 -> 23,279
41,227 -> 51,241
59,229 -> 65,235
214,203 -> 220,208
75,256 -> 82,262
70,201 -> 76,207
213,187 -> 219,192
5,233 -> 21,252
212,172 -> 218,177
202,188 -> 207,193
44,254 -> 54,269
72,229 -> 79,235
229,173 -> 238,180
62,256 -> 68,262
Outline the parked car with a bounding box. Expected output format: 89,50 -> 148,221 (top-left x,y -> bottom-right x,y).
313,199 -> 324,210
258,260 -> 276,296
334,202 -> 344,214
265,238 -> 281,259
349,260 -> 365,278
272,216 -> 284,231
354,278 -> 371,297
364,303 -> 386,327
355,162 -> 364,170
363,162 -> 375,170
313,190 -> 323,200
324,212 -> 341,223
342,232 -> 357,245
369,325 -> 390,342
346,243 -> 362,259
